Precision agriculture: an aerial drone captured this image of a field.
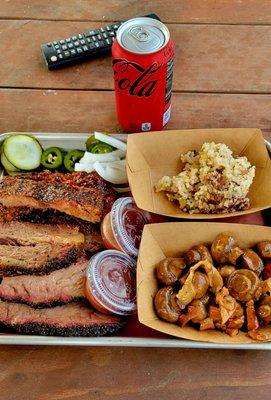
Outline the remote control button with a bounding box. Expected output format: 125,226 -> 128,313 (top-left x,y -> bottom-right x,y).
80,39 -> 86,45
102,32 -> 108,38
74,41 -> 80,47
113,24 -> 120,30
105,38 -> 111,45
78,34 -> 83,39
66,38 -> 71,43
58,54 -> 63,59
64,51 -> 70,57
72,36 -> 77,41
70,49 -> 76,56
62,44 -> 68,51
95,42 -> 100,48
68,43 -> 74,49
50,55 -> 57,62
108,31 -> 115,37
47,43 -> 52,47
86,38 -> 92,43
53,41 -> 58,45
82,45 -> 89,52
54,44 -> 60,49
77,47 -> 83,54
97,34 -> 102,40
89,43 -> 95,50
100,28 -> 105,33
60,39 -> 65,44
106,26 -> 111,31
98,40 -> 105,47
56,49 -> 61,54
92,36 -> 97,42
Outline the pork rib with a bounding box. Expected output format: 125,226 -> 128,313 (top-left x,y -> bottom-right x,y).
0,300 -> 125,336
0,257 -> 88,307
0,171 -> 116,223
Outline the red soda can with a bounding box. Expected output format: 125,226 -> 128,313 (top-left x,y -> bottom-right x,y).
112,17 -> 174,132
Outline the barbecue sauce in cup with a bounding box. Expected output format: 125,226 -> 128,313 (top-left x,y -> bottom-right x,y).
85,250 -> 136,315
101,197 -> 151,257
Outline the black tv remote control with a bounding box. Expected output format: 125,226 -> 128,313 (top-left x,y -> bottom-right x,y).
41,13 -> 160,70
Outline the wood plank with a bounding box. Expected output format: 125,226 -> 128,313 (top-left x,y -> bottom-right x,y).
1,0 -> 271,24
0,20 -> 271,93
0,345 -> 270,400
1,89 -> 271,139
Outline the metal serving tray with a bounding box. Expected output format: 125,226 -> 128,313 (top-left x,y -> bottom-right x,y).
0,131 -> 271,350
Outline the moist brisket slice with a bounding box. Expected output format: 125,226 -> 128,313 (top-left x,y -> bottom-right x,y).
0,243 -> 79,276
0,206 -> 103,253
16,209 -> 104,253
0,221 -> 84,247
0,300 -> 125,337
0,256 -> 88,307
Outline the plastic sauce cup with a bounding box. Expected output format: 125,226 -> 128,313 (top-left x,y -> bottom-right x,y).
85,250 -> 137,315
101,197 -> 151,257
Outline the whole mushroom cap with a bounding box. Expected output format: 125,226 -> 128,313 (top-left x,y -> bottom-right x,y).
154,286 -> 181,323
211,234 -> 235,264
227,269 -> 260,302
156,257 -> 186,286
239,249 -> 264,275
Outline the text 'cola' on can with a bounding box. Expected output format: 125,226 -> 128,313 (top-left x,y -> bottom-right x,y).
112,17 -> 175,133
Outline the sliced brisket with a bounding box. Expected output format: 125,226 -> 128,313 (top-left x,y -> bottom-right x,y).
0,206 -> 103,253
0,221 -> 84,247
0,243 -> 79,276
0,300 -> 125,336
16,209 -> 104,253
0,257 -> 87,307
0,171 -> 116,223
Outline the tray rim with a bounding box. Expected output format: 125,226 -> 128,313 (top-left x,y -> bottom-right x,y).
0,131 -> 270,349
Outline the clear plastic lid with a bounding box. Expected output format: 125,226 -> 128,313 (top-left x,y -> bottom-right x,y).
111,197 -> 151,257
86,250 -> 137,316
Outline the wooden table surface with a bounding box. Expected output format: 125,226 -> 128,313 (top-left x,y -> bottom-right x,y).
1,1 -> 271,399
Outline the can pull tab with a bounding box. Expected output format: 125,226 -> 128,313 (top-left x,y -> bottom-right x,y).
129,26 -> 150,42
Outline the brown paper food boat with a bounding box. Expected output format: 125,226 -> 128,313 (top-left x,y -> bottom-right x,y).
137,222 -> 271,343
127,128 -> 271,219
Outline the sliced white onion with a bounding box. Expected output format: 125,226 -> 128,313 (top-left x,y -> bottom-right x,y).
94,162 -> 128,184
99,159 -> 126,170
94,131 -> 127,152
79,149 -> 125,164
113,186 -> 131,193
74,162 -> 94,173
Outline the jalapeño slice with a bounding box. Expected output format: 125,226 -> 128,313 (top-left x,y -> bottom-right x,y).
90,143 -> 114,154
86,135 -> 100,152
64,149 -> 84,172
41,147 -> 63,169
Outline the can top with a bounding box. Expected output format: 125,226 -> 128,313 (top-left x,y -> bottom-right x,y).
117,17 -> 170,54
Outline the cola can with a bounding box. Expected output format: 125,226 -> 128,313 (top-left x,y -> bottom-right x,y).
112,17 -> 174,132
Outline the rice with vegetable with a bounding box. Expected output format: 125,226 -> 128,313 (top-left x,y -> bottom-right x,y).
155,142 -> 255,214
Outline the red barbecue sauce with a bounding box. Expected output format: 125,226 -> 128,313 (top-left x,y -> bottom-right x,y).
101,197 -> 151,257
85,250 -> 136,315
